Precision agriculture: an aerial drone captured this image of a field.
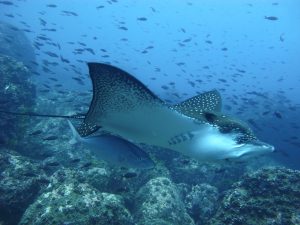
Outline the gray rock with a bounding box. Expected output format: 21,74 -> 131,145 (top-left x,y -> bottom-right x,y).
0,21 -> 36,71
0,149 -> 48,225
134,177 -> 194,225
167,156 -> 245,191
0,55 -> 36,148
185,183 -> 218,224
19,168 -> 133,225
210,167 -> 300,225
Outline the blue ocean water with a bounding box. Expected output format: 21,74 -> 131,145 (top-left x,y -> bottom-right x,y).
0,1 -> 300,225
2,0 -> 298,167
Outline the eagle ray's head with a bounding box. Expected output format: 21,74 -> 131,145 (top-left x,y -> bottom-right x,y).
191,112 -> 275,161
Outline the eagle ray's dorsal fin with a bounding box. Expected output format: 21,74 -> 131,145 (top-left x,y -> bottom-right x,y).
171,90 -> 222,120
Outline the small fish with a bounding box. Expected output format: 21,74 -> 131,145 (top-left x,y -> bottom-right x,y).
43,84 -> 51,89
176,62 -> 185,66
81,162 -> 92,168
85,48 -> 95,55
60,56 -> 70,63
23,172 -> 37,177
237,69 -> 246,73
215,168 -> 226,174
218,78 -> 227,83
5,13 -> 14,18
72,77 -> 85,85
29,130 -> 43,136
39,18 -> 47,26
0,1 -> 13,5
44,51 -> 59,58
23,29 -> 33,33
119,26 -> 128,31
183,38 -> 192,43
274,111 -> 282,119
49,77 -> 58,82
39,89 -> 50,93
280,33 -> 285,42
150,7 -> 156,12
45,161 -> 60,166
70,158 -> 80,163
46,4 -> 57,8
78,42 -> 86,46
123,172 -> 138,179
37,35 -> 51,41
137,17 -> 147,21
262,111 -> 270,115
42,28 -> 56,32
265,16 -> 278,20
61,10 -> 78,16
43,135 -> 58,141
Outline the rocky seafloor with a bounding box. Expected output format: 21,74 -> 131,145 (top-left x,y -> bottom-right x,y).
1,21 -> 300,225
1,146 -> 300,225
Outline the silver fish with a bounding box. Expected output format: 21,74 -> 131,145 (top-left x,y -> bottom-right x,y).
68,120 -> 154,169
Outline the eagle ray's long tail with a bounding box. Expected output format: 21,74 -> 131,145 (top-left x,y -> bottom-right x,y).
0,110 -> 85,119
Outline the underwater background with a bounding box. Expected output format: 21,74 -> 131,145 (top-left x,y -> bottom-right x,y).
0,0 -> 300,225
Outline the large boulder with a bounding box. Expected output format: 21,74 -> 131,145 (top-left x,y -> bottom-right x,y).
168,156 -> 245,191
19,168 -> 133,225
0,149 -> 48,225
0,21 -> 36,71
134,177 -> 194,225
185,183 -> 219,224
210,167 -> 300,225
0,55 -> 36,147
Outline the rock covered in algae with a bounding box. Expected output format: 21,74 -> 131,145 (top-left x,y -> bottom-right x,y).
210,167 -> 300,225
19,168 -> 133,225
43,166 -> 112,194
0,21 -> 36,71
167,156 -> 245,191
0,55 -> 36,147
185,183 -> 219,224
134,176 -> 194,225
0,149 -> 48,225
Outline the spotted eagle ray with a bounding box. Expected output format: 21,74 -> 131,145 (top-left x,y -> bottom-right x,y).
74,63 -> 274,161
0,62 -> 274,161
